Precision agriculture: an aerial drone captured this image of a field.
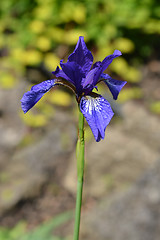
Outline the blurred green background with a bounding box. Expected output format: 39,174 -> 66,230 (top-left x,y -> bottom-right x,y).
1,0 -> 160,126
0,0 -> 160,239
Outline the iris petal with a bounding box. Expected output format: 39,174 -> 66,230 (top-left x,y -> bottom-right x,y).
21,80 -> 55,113
101,73 -> 127,100
101,50 -> 122,72
93,50 -> 122,87
60,60 -> 85,94
80,94 -> 114,142
81,62 -> 102,93
52,66 -> 74,84
82,67 -> 98,90
68,36 -> 93,74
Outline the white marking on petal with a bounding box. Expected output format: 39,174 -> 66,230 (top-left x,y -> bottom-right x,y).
80,94 -> 114,141
85,96 -> 103,115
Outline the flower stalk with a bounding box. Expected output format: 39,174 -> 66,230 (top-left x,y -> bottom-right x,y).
74,109 -> 85,240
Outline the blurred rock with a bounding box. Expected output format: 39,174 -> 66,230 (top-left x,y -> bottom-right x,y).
142,62 -> 160,101
63,101 -> 160,197
0,82 -> 26,168
121,101 -> 160,151
0,82 -> 76,215
0,126 -> 75,215
148,60 -> 160,73
0,81 -> 25,125
82,158 -> 160,240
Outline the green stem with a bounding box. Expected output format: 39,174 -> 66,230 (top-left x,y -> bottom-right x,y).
74,109 -> 85,240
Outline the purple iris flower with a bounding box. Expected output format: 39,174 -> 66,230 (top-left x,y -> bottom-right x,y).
21,36 -> 126,142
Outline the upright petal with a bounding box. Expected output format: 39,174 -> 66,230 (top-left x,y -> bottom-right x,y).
81,67 -> 98,90
100,73 -> 127,100
60,60 -> 85,94
68,36 -> 93,74
81,62 -> 101,93
52,66 -> 74,85
93,50 -> 122,87
80,94 -> 114,142
21,80 -> 55,113
101,50 -> 122,72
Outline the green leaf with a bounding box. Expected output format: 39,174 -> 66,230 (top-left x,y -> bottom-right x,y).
21,211 -> 73,240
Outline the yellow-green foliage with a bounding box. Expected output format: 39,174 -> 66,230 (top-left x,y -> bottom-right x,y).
85,125 -> 94,141
0,211 -> 72,240
118,87 -> 143,103
110,58 -> 141,83
0,0 -> 158,78
20,111 -> 48,127
113,38 -> 135,54
47,89 -> 72,107
0,172 -> 10,183
44,53 -> 60,70
0,0 -> 159,126
150,101 -> 160,114
0,72 -> 16,88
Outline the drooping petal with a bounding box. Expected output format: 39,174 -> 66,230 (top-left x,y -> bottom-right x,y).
68,36 -> 93,74
100,73 -> 127,100
60,60 -> 85,94
93,50 -> 122,87
80,94 -> 114,142
21,80 -> 55,113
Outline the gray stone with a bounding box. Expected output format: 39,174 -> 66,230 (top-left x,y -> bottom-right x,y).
0,81 -> 77,215
0,83 -> 26,167
0,121 -> 75,215
82,159 -> 160,240
0,105 -> 76,214
121,101 -> 160,151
